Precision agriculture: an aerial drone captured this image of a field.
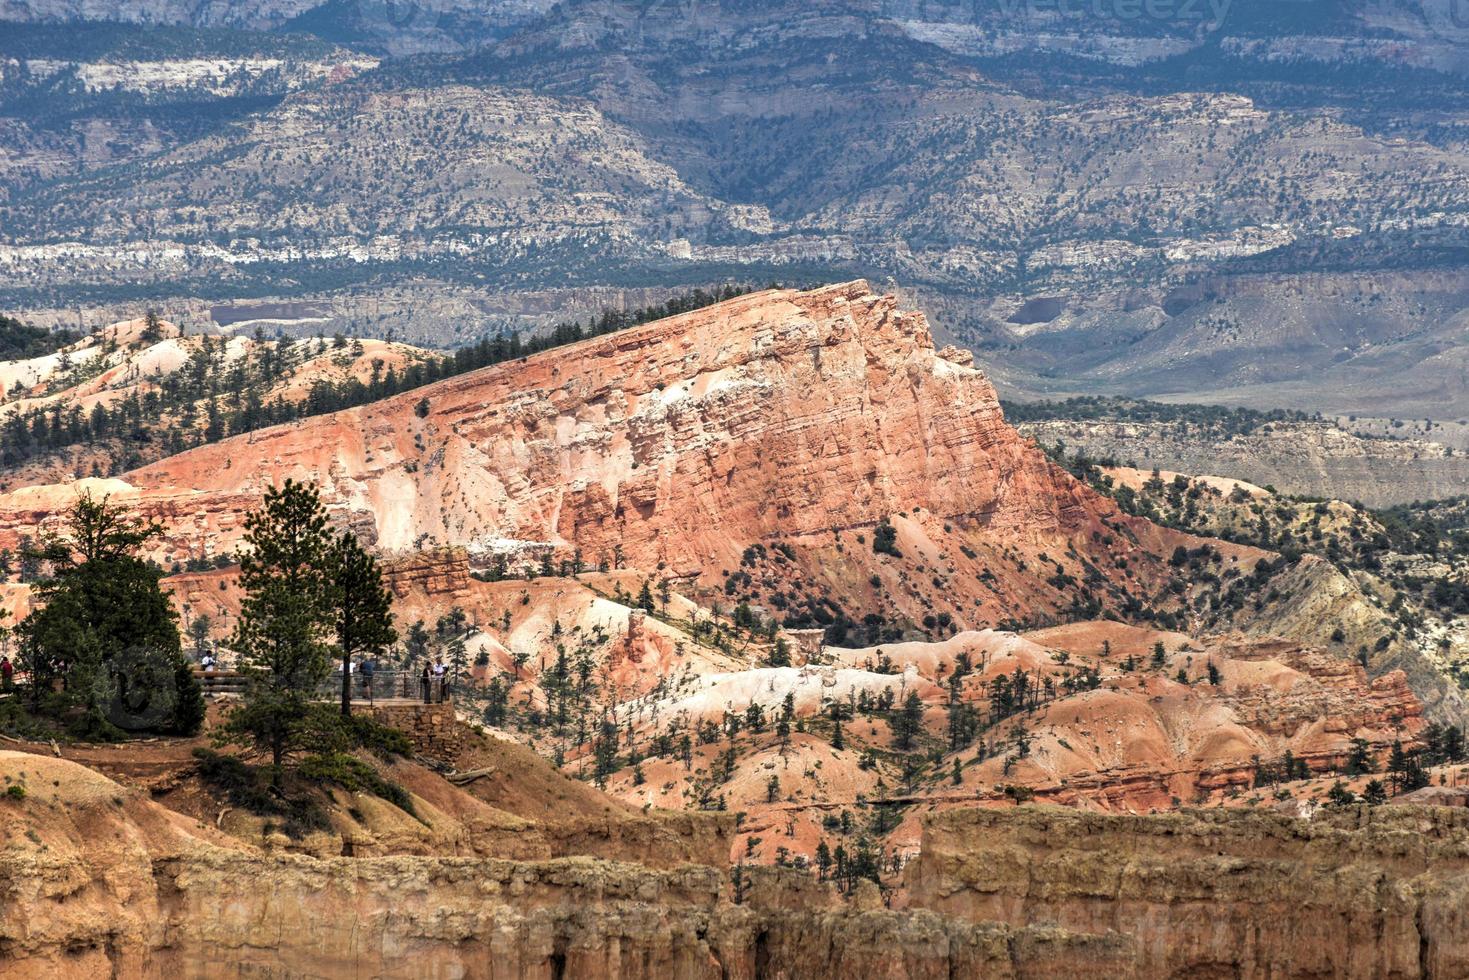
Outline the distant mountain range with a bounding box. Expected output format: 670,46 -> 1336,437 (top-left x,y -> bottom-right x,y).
5,0 -> 1469,415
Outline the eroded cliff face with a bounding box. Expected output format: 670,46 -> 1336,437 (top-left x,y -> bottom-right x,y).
899,633 -> 1428,816
1015,417 -> 1469,509
5,752 -> 1469,979
905,806 -> 1469,980
1237,556 -> 1469,725
0,752 -> 1134,980
82,282 -> 1081,561
0,282 -> 1221,631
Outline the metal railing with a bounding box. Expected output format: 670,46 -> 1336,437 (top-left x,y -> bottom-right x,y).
193,669 -> 453,703
320,670 -> 454,704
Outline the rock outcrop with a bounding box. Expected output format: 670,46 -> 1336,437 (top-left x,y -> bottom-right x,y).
1238,556 -> 1469,724
0,282 -> 1220,631
606,624 -> 1431,838
113,282 -> 1094,559
1016,417 -> 1469,508
5,752 -> 1469,979
905,805 -> 1469,979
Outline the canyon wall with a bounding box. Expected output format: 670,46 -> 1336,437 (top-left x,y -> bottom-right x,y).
0,282 -> 1210,632
907,805 -> 1469,979
1015,418 -> 1469,508
6,752 -> 1469,979
0,753 -> 1128,980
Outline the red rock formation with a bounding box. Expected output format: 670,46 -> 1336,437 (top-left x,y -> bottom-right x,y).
382,546 -> 474,600
5,751 -> 1468,979
904,805 -> 1469,980
0,282 -> 1236,630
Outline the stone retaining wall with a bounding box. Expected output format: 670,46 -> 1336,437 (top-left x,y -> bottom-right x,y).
361,701 -> 464,763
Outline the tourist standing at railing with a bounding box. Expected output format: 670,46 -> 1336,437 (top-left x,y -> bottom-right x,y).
432,658 -> 447,703
420,663 -> 431,704
1,656 -> 12,692
361,657 -> 376,705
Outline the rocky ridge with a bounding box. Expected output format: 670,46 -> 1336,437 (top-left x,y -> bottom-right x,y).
1017,416 -> 1469,507
3,751 -> 1468,979
906,805 -> 1469,979
0,282 -> 1214,632
6,2 -> 1469,413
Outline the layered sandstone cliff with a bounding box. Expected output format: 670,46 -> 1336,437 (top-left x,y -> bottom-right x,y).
0,282 -> 1224,632
906,806 -> 1469,979
20,282 -> 1086,559
5,752 -> 1469,979
0,751 -> 1133,979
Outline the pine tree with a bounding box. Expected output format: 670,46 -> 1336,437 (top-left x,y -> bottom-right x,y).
18,492 -> 203,737
1403,751 -> 1430,793
223,481 -> 338,783
946,680 -> 976,750
815,840 -> 832,881
141,310 -> 163,343
1387,739 -> 1412,794
893,690 -> 924,751
1346,737 -> 1374,775
730,863 -> 748,904
1444,726 -> 1465,763
593,718 -> 619,788
332,531 -> 397,716
188,613 -> 212,659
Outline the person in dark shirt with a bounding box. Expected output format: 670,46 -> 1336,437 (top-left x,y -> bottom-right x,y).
360,657 -> 376,704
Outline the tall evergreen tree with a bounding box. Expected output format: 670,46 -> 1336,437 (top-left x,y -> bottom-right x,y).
332,531 -> 397,717
1387,739 -> 1410,794
223,480 -> 338,782
893,690 -> 925,751
593,718 -> 620,788
187,613 -> 212,659
1346,737 -> 1375,775
19,492 -> 203,737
